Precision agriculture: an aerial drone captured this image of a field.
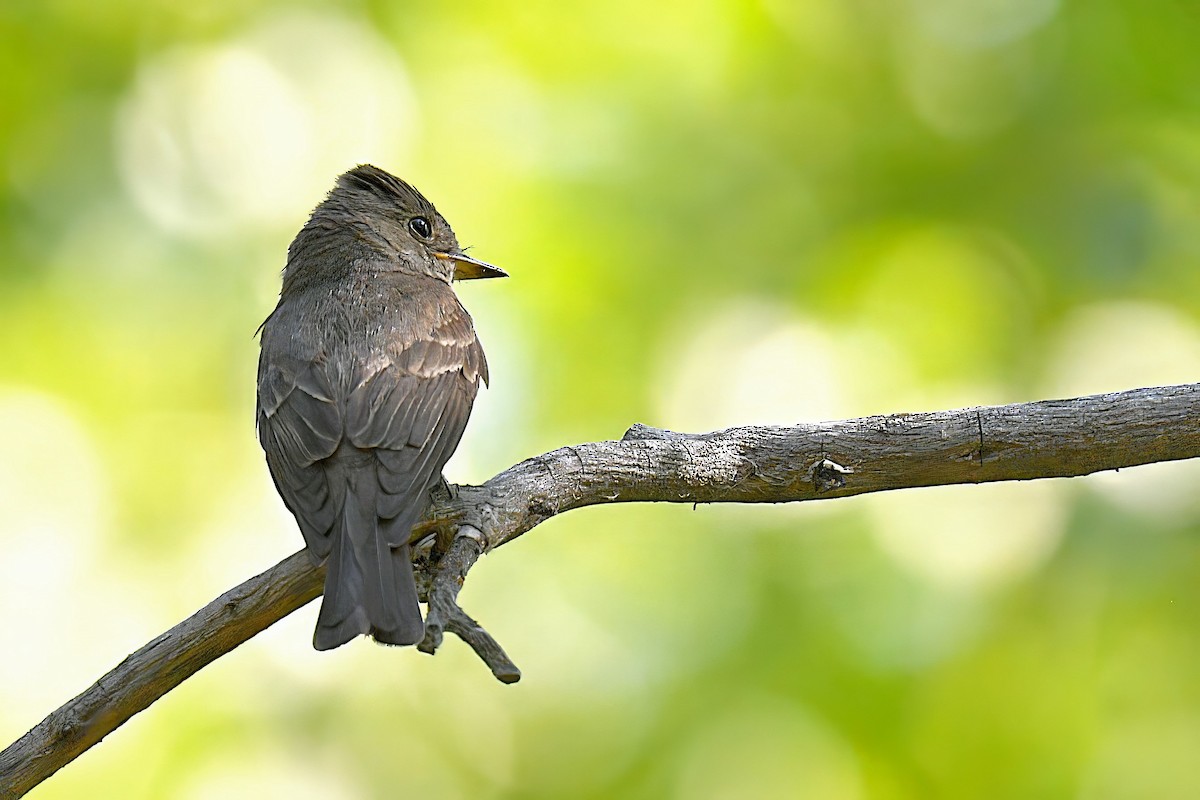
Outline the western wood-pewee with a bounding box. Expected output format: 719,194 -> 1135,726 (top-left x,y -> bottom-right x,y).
257,165 -> 505,650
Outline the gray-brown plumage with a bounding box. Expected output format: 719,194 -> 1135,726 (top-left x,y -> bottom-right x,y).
257,165 -> 505,651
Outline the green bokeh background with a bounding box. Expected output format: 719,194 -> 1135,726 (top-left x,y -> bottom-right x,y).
4,1 -> 1200,798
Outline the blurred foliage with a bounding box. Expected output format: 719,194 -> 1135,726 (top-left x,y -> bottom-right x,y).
3,0 -> 1200,798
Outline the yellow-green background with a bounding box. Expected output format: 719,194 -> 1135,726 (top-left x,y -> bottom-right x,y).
3,1 -> 1200,798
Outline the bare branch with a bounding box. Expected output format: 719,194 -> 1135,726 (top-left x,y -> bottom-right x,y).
3,383 -> 1198,797
0,552 -> 324,799
417,530 -> 521,684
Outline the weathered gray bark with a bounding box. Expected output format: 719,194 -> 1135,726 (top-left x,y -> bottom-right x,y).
2,383 -> 1197,798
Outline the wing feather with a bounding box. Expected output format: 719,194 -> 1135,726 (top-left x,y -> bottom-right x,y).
258,284 -> 486,564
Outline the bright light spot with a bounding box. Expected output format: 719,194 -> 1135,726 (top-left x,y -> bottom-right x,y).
116,10 -> 418,237
894,0 -> 1057,138
762,2 -> 856,61
822,575 -> 985,672
656,301 -> 857,432
482,554 -> 657,690
0,388 -> 130,723
427,55 -> 629,180
187,464 -> 305,608
898,38 -> 1034,139
1041,301 -> 1200,397
865,480 -> 1067,591
1041,301 -> 1200,520
1079,715 -> 1200,800
188,48 -> 315,214
655,299 -> 939,519
656,295 -> 996,431
675,697 -> 862,800
849,225 -> 1033,381
908,0 -> 1060,50
1084,458 -> 1200,524
179,750 -> 363,800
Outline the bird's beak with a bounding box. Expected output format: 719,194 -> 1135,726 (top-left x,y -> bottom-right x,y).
436,251 -> 508,281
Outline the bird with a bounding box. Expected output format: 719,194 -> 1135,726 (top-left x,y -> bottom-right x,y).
256,164 -> 506,651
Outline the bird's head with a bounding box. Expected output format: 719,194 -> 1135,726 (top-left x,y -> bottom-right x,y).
283,164 -> 506,291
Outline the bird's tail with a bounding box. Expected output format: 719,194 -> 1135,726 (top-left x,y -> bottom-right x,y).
313,475 -> 424,651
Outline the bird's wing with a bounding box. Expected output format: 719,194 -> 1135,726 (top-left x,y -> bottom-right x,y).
259,288 -> 487,556
345,297 -> 486,544
257,349 -> 345,559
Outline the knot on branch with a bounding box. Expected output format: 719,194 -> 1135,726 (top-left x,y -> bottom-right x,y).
808,458 -> 854,492
623,423 -> 685,441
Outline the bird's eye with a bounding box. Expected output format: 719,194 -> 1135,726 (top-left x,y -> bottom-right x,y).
408,216 -> 432,239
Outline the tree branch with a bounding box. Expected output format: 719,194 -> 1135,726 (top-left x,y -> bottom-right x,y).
3,383 -> 1199,797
